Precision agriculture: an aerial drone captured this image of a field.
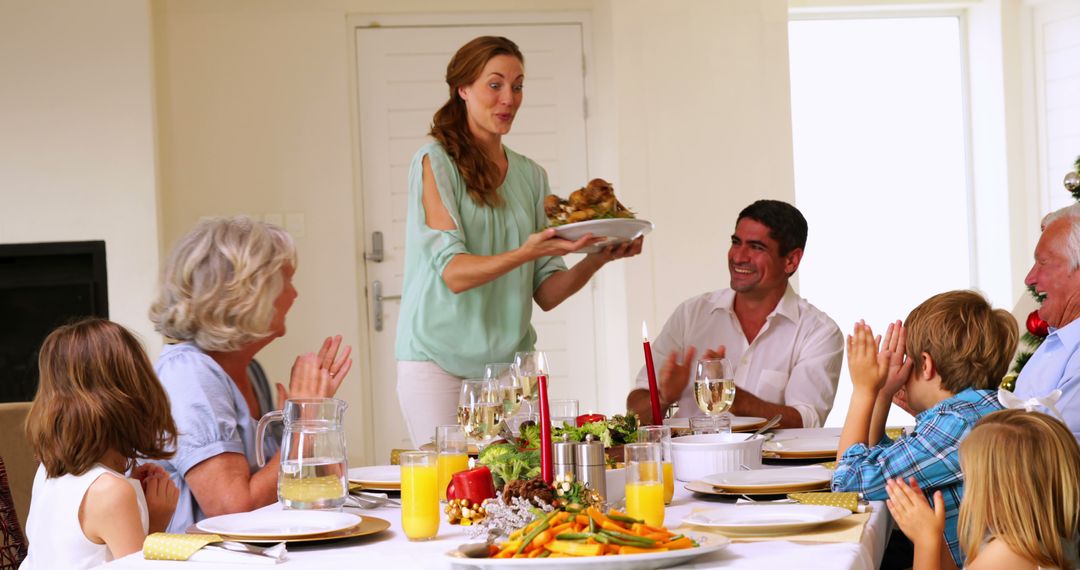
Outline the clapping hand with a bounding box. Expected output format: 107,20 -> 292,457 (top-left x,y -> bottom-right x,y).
277,335 -> 352,404
132,463 -> 179,533
658,344 -> 725,405
880,321 -> 912,398
847,321 -> 889,395
886,477 -> 945,549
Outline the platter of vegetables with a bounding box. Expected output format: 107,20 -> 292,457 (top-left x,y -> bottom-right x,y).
448,505 -> 727,569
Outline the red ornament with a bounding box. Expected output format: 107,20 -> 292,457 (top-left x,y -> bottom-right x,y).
1027,310 -> 1050,337
445,466 -> 496,505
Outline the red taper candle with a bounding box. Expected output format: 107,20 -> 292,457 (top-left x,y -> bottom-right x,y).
537,374 -> 553,483
643,321 -> 663,426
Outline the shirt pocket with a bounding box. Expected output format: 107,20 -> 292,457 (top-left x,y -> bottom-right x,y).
756,369 -> 788,403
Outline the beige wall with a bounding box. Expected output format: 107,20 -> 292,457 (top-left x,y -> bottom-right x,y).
0,0 -> 161,352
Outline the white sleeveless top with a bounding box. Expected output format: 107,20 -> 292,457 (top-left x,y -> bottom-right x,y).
21,463 -> 149,569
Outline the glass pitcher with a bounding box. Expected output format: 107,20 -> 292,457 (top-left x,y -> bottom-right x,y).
256,398 -> 349,510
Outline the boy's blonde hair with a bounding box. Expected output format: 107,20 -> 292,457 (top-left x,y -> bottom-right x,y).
26,319 -> 177,477
149,216 -> 296,352
904,290 -> 1018,392
958,410 -> 1080,569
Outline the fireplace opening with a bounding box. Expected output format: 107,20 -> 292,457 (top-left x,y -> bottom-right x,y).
0,240 -> 108,402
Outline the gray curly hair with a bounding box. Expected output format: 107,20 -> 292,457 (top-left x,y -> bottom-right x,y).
149,216 -> 297,351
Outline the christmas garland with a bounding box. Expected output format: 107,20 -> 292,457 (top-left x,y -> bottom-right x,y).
1005,155 -> 1080,391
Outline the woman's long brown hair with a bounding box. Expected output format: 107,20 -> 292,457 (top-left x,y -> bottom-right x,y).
430,36 -> 524,207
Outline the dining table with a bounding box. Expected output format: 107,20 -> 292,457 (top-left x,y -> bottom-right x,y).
105,427 -> 894,570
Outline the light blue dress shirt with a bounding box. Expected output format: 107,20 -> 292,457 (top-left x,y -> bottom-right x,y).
1015,317 -> 1080,441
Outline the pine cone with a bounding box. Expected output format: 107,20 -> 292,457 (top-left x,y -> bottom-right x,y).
502,476 -> 556,507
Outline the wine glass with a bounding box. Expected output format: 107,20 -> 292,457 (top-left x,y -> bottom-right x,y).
484,362 -> 519,419
511,351 -> 548,417
694,358 -> 736,432
457,378 -> 503,449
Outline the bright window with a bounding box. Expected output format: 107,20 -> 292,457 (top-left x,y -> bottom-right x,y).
788,16 -> 972,426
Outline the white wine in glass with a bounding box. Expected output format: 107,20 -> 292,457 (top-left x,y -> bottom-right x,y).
694,358 -> 736,421
694,378 -> 736,415
512,351 -> 548,416
458,378 -> 503,446
485,363 -> 520,417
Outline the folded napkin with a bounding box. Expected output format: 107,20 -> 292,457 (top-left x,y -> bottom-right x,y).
143,533 -> 287,564
788,492 -> 865,513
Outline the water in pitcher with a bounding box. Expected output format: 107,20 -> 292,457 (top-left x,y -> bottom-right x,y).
278,457 -> 348,510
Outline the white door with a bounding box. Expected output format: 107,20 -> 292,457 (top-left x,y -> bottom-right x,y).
355,24 -> 598,463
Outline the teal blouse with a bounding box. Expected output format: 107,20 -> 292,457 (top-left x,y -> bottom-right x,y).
395,142 -> 567,378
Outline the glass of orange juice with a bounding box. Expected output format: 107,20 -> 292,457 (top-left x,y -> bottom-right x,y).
400,450 -> 439,541
637,426 -> 674,504
436,424 -> 469,502
624,442 -> 665,527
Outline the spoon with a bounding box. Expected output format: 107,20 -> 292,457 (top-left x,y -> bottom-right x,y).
745,414 -> 782,440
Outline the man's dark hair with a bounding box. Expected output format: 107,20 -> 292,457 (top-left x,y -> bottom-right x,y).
736,200 -> 808,255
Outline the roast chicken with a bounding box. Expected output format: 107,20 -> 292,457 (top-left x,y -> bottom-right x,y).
544,178 -> 634,225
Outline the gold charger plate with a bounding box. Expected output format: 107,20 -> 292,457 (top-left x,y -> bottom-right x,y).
684,479 -> 830,497
349,481 -> 401,491
186,515 -> 391,544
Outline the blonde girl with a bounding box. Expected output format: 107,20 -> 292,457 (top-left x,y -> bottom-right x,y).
887,409 -> 1080,570
21,319 -> 179,568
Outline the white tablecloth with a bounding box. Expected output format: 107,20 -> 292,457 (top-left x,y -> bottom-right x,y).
106,428 -> 892,569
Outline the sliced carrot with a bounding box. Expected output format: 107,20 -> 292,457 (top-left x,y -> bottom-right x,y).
660,537 -> 695,550
547,540 -> 604,556
619,545 -> 668,555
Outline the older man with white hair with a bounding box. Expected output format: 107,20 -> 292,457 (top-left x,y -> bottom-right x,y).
1016,202 -> 1080,439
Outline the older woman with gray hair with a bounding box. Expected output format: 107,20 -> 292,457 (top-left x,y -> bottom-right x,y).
149,216 -> 351,532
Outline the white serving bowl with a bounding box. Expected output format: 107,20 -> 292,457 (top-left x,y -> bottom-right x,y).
604,467 -> 626,504
670,433 -> 765,482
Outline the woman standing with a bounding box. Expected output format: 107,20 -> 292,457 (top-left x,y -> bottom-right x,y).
149,216 -> 351,532
395,36 -> 642,446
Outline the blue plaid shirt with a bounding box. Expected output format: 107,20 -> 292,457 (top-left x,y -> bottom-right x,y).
832,388 -> 1003,566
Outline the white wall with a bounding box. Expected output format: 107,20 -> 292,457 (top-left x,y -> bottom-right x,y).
0,0 -> 161,353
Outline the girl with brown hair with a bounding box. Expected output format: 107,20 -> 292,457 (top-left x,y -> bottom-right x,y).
21,319 -> 179,568
395,36 -> 642,446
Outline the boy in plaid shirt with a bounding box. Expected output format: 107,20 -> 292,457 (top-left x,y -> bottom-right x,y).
832,290 -> 1018,567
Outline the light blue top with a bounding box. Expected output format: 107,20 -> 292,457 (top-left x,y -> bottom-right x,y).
1016,317 -> 1080,441
153,342 -> 279,533
395,142 -> 566,378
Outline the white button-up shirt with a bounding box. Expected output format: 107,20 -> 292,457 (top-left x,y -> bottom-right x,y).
635,286 -> 843,427
1015,316 -> 1080,440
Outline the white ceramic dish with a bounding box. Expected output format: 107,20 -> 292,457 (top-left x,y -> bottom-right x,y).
196,510 -> 362,538
703,465 -> 833,493
763,436 -> 841,458
664,416 -> 767,433
604,467 -> 626,504
670,433 -> 765,482
552,219 -> 653,254
447,533 -> 727,569
682,504 -> 850,536
348,465 -> 400,485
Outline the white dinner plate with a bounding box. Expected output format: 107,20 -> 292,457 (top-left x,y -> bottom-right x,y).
664,416 -> 767,432
703,465 -> 833,493
763,436 -> 841,458
348,465 -> 400,484
447,533 -> 727,569
196,510 -> 362,538
552,218 -> 653,254
682,504 -> 850,536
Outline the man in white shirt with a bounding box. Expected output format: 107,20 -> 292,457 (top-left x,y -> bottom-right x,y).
627,200 -> 843,428
1014,202 -> 1080,440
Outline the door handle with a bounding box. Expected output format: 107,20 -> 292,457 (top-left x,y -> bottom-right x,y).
372,280 -> 401,332
365,231 -> 385,263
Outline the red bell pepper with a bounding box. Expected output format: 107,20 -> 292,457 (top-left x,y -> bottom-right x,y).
576,413 -> 606,428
